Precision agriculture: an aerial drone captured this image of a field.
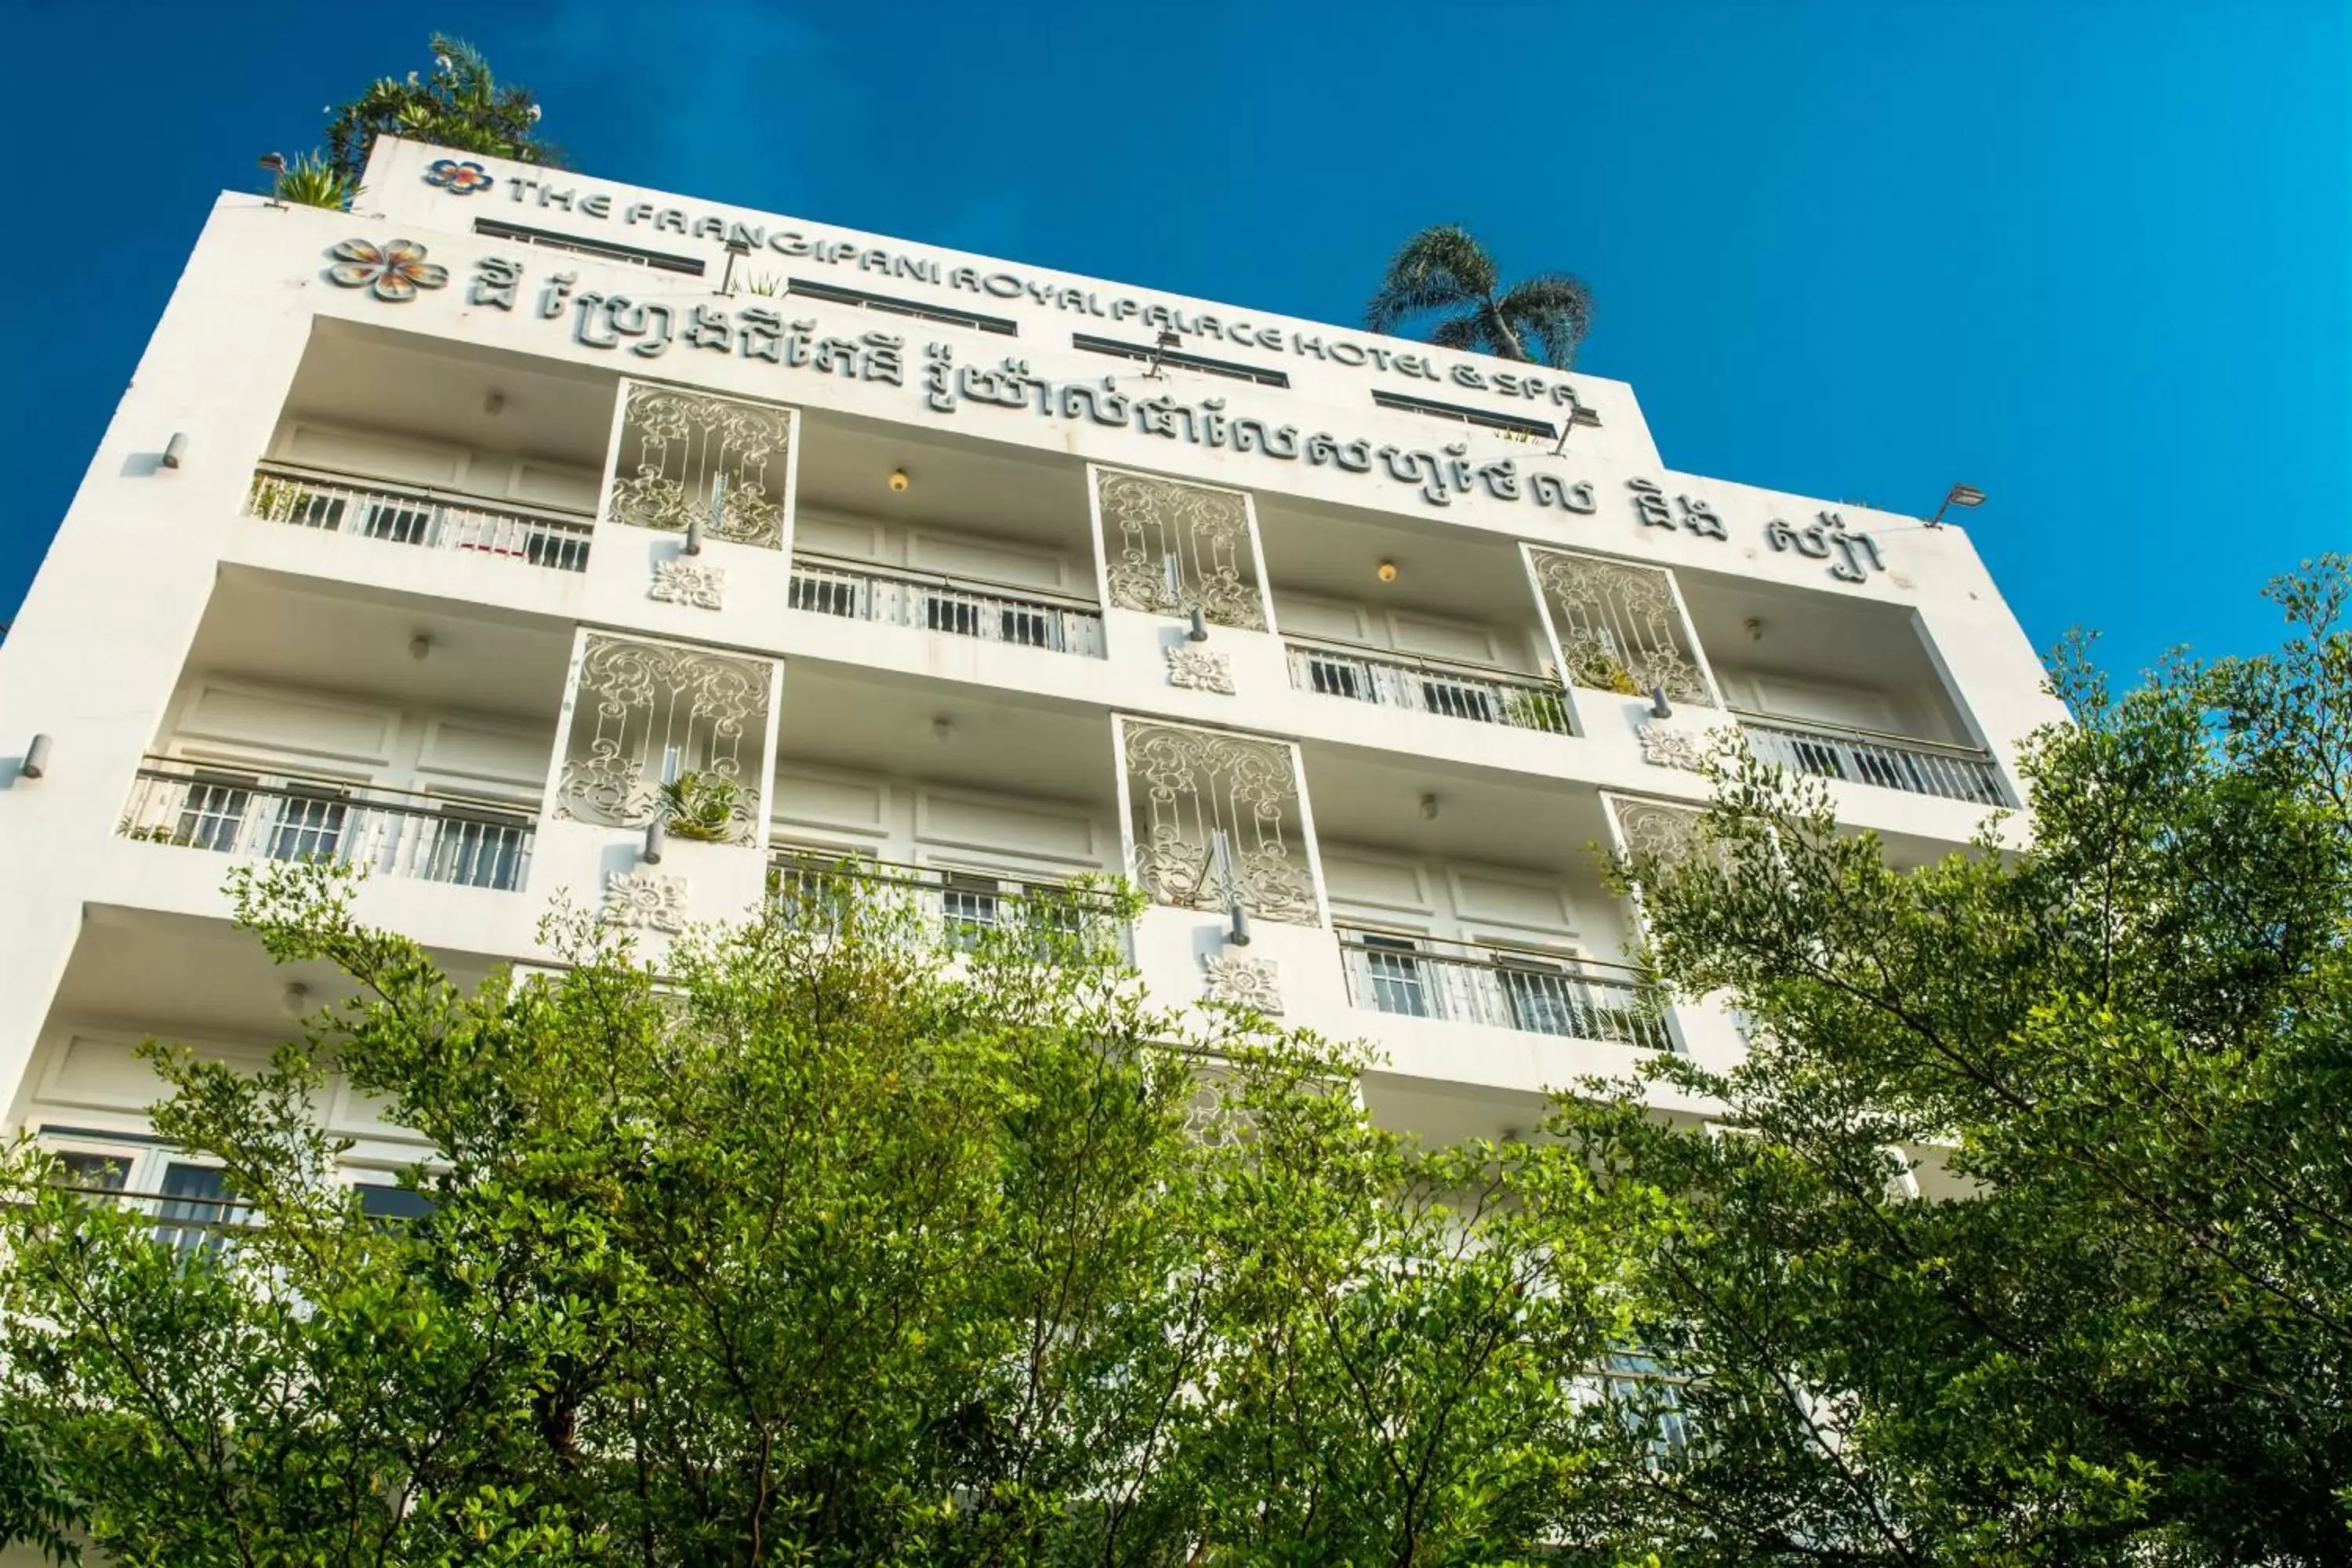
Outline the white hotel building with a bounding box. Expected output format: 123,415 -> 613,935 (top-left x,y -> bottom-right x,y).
0,139 -> 2062,1213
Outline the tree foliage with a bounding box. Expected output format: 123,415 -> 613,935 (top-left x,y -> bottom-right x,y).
1552,555 -> 2352,1566
0,866 -> 1654,1565
321,33 -> 563,185
1364,225 -> 1595,369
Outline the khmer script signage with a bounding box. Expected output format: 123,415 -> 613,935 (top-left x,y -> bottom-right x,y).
328,238 -> 1889,586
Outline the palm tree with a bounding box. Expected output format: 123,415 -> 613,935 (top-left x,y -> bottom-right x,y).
1364,225 -> 1595,369
322,34 -> 564,185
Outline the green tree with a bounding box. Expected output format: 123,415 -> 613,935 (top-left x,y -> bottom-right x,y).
0,862 -> 1651,1565
1547,556 -> 2352,1566
322,33 -> 563,186
1364,224 -> 1596,368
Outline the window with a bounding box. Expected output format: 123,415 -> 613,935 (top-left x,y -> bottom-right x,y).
428,807 -> 531,891
1000,606 -> 1052,648
49,1149 -> 132,1192
926,596 -> 982,637
1359,935 -> 1429,1018
1600,1351 -> 1692,1461
1371,389 -> 1563,440
1071,333 -> 1290,389
1419,677 -> 1495,723
361,499 -> 433,546
355,1182 -> 437,1222
471,217 -> 705,275
789,573 -> 862,617
1307,655 -> 1366,700
1498,958 -> 1577,1036
525,528 -> 591,573
940,872 -> 1001,950
787,277 -> 1018,336
154,1162 -> 242,1256
268,786 -> 348,863
176,771 -> 256,852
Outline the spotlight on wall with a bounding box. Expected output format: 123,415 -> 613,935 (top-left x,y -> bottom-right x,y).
259,151 -> 287,209
1417,793 -> 1440,821
887,468 -> 910,493
643,818 -> 666,865
1186,607 -> 1209,643
162,433 -> 189,470
1376,561 -> 1399,583
719,236 -> 753,296
408,634 -> 433,662
21,734 -> 53,779
1648,685 -> 1672,720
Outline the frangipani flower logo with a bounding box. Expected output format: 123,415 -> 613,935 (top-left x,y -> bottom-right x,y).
424,158 -> 494,194
325,239 -> 449,303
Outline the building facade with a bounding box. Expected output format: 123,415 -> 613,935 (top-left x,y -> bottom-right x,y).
0,138 -> 2062,1211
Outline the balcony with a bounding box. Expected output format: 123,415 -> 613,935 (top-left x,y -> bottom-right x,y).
770,849 -> 1130,953
246,462 -> 593,573
787,552 -> 1105,657
119,759 -> 536,892
1736,711 -> 2006,806
1338,927 -> 1673,1053
1285,636 -> 1571,733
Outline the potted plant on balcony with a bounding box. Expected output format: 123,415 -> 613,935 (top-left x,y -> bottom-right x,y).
1499,688 -> 1570,731
657,771 -> 740,845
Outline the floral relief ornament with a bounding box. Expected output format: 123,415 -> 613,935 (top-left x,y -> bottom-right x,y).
648,558 -> 726,611
326,239 -> 449,303
423,158 -> 495,194
1164,644 -> 1236,695
1203,952 -> 1283,1013
1637,721 -> 1711,773
602,870 -> 689,934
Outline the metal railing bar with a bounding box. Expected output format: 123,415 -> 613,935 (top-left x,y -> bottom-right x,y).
1280,631 -> 1548,686
790,551 -> 1104,613
135,757 -> 539,818
249,460 -> 595,529
1729,707 -> 1992,761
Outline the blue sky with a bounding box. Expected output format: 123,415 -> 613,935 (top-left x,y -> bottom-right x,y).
3,0 -> 2345,677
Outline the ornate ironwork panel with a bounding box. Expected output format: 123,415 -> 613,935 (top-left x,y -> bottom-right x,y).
1606,796 -> 1712,869
1122,720 -> 1318,924
556,634 -> 772,840
1529,547 -> 1715,706
608,383 -> 793,549
1095,470 -> 1266,630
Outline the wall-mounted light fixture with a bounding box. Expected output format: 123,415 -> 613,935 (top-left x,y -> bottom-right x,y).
280,981 -> 310,1019
1186,607 -> 1209,642
162,433 -> 188,470
1417,793 -> 1440,821
21,734 -> 53,779
1376,561 -> 1398,583
1926,483 -> 1986,528
643,818 -> 666,865
408,634 -> 433,662
482,390 -> 506,417
1648,685 -> 1672,720
258,152 -> 286,209
686,472 -> 723,555
718,237 -> 752,296
888,467 -> 910,493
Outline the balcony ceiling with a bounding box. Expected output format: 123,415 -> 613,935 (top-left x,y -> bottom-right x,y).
1299,741 -> 1613,877
1255,495 -> 1537,631
282,319 -> 616,470
189,568 -> 574,724
794,411 -> 1092,554
775,659 -> 1119,811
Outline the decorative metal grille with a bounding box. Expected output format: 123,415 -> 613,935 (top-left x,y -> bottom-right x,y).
1528,547 -> 1715,706
1606,796 -> 1712,869
556,634 -> 773,840
1121,720 -> 1318,924
1095,470 -> 1266,630
608,383 -> 793,548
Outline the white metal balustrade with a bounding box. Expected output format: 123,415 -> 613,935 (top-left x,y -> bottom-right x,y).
788,553 -> 1106,657
119,760 -> 536,892
1284,638 -> 1573,733
1736,712 -> 2008,806
770,850 -> 1130,955
245,462 -> 593,572
1338,928 -> 1674,1052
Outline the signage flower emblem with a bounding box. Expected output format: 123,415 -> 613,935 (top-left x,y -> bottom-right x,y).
325,238 -> 449,303
424,157 -> 494,194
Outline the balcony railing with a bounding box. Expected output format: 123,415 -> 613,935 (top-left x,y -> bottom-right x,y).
1735,712 -> 2008,806
245,462 -> 593,573
119,759 -> 536,892
1284,637 -> 1571,734
769,848 -> 1128,953
1338,927 -> 1674,1052
788,553 -> 1106,657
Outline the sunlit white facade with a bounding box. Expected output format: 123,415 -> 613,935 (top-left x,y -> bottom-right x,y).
0,137 -> 2061,1209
